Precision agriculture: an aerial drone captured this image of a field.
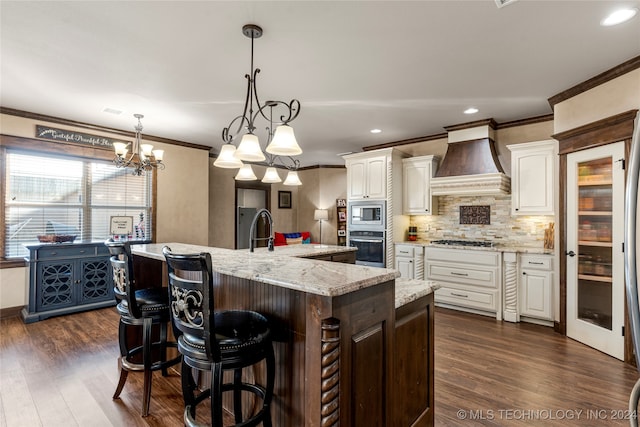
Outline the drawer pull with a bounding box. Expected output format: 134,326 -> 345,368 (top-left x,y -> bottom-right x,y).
450,272 -> 469,277
451,292 -> 468,298
50,252 -> 57,256
400,251 -> 409,254
528,261 -> 544,265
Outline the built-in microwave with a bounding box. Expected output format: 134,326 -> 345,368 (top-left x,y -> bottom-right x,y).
348,201 -> 385,228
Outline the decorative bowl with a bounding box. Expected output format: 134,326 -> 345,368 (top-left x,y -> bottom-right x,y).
37,235 -> 77,243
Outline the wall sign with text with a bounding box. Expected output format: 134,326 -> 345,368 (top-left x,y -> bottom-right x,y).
36,125 -> 129,149
110,216 -> 134,235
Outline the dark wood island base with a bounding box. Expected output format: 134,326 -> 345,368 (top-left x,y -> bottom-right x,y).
131,243 -> 435,427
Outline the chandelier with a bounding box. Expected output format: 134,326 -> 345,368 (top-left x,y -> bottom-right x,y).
213,24 -> 303,186
112,114 -> 165,176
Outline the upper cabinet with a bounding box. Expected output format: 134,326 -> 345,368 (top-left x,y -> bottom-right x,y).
345,154 -> 387,200
402,156 -> 439,215
508,140 -> 558,216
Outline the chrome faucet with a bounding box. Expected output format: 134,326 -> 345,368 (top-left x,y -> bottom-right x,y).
249,208 -> 275,252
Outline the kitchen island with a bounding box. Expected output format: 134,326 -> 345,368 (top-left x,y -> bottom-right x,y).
131,243 -> 436,427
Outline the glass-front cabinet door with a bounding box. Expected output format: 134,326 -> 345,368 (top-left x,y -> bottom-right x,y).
566,141 -> 625,360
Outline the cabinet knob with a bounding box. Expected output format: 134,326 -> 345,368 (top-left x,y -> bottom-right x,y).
425,209 -> 429,212
522,272 -> 527,275
566,250 -> 576,257
515,208 -> 519,211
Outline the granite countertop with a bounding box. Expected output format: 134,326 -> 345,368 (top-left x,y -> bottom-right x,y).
395,240 -> 554,255
132,243 -> 398,298
395,278 -> 440,309
245,244 -> 356,258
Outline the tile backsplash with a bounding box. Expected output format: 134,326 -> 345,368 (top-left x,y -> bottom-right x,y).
410,194 -> 553,248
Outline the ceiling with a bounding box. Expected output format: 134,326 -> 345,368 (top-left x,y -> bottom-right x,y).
1,1 -> 639,167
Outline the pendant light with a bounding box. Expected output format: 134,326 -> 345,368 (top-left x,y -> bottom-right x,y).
213,24 -> 303,185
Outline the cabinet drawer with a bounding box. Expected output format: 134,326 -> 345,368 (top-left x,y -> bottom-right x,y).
427,263 -> 498,289
435,286 -> 497,311
425,247 -> 501,267
36,246 -> 96,260
395,245 -> 414,257
520,255 -> 552,270
331,252 -> 356,264
96,244 -> 111,256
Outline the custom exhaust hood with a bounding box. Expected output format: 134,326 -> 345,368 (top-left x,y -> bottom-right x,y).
430,119 -> 511,196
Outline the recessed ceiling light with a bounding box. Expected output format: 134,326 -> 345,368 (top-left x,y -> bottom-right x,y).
464,107 -> 479,114
601,8 -> 638,26
494,0 -> 518,8
370,129 -> 382,134
103,107 -> 124,115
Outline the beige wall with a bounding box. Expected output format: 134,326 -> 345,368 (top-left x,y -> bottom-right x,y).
1,113 -> 210,309
155,140 -> 210,244
0,267 -> 28,309
207,164 -> 344,248
496,121 -> 555,176
296,168 -> 347,245
208,164 -> 237,249
554,68 -> 640,134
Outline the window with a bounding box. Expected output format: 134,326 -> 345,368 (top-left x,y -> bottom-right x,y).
4,151 -> 152,258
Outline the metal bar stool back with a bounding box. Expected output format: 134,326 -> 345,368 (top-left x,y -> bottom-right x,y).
163,246 -> 275,427
105,239 -> 181,417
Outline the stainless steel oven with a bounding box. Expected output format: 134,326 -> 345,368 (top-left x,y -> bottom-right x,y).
348,201 -> 385,229
349,230 -> 385,268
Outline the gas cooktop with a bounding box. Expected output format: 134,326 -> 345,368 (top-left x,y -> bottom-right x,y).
430,239 -> 495,248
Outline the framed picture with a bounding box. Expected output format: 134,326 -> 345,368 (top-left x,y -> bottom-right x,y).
278,191 -> 292,209
338,211 -> 346,221
110,216 -> 133,235
337,229 -> 346,237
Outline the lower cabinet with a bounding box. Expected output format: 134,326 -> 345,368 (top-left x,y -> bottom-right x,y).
519,254 -> 553,321
395,244 -> 424,279
306,251 -> 356,264
22,242 -> 115,323
394,291 -> 434,426
426,247 -> 502,320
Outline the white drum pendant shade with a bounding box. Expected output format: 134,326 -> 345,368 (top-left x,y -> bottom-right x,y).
214,144 -> 243,168
266,125 -> 302,156
235,134 -> 266,162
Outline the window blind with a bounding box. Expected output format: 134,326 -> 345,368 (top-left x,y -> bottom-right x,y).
4,151 -> 152,258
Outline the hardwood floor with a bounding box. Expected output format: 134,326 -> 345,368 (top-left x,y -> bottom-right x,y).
1,306 -> 638,426
435,308 -> 639,426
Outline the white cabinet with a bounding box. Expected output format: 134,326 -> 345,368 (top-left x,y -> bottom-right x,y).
402,156 -> 439,215
345,155 -> 387,200
394,244 -> 424,280
426,247 -> 502,320
344,149 -> 408,269
519,254 -> 553,321
508,140 -> 557,215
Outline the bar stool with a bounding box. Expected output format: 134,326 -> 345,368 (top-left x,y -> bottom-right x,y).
105,239 -> 181,417
163,246 -> 275,427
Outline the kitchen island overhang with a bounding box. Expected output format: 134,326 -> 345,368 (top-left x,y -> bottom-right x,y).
131,242 -> 437,426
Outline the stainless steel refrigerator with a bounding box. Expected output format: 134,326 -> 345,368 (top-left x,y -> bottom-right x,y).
237,207 -> 257,249
624,111 -> 640,424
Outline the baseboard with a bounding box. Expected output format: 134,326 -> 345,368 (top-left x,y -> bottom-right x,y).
0,306 -> 24,319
